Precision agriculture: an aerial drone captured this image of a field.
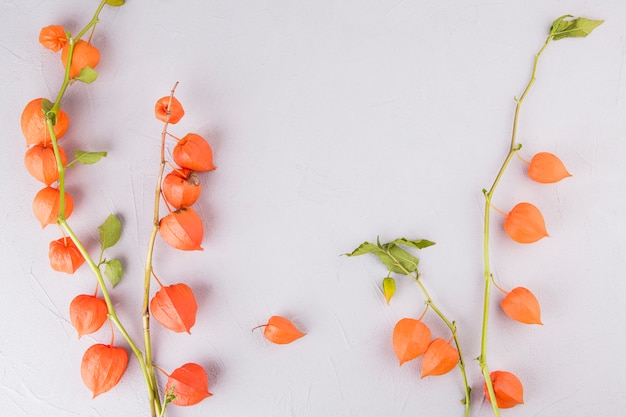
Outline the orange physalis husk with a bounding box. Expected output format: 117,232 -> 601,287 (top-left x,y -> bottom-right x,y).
501,287 -> 542,325
257,315 -> 306,344
49,237 -> 85,274
61,39 -> 100,79
527,152 -> 571,183
150,283 -> 198,333
33,186 -> 74,227
155,96 -> 185,124
172,133 -> 216,172
21,98 -> 70,146
70,294 -> 108,337
392,318 -> 431,365
162,169 -> 202,209
39,25 -> 67,52
165,363 -> 212,406
24,144 -> 67,185
420,338 -> 459,378
159,207 -> 204,251
81,344 -> 128,398
484,370 -> 524,409
503,202 -> 548,244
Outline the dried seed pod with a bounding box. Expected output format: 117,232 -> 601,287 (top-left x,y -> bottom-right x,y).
39,25 -> 68,52
528,152 -> 571,183
484,370 -> 524,409
150,283 -> 198,333
162,169 -> 202,209
256,315 -> 306,344
172,133 -> 216,172
70,294 -> 108,338
165,363 -> 212,406
61,39 -> 100,79
81,344 -> 128,398
21,98 -> 70,146
24,144 -> 67,185
501,287 -> 542,325
392,318 -> 431,366
159,207 -> 204,251
33,186 -> 74,227
420,338 -> 459,378
49,237 -> 84,273
382,277 -> 396,305
155,96 -> 185,124
503,202 -> 548,244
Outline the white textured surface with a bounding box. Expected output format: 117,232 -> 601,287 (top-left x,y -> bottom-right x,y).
1,1 -> 625,416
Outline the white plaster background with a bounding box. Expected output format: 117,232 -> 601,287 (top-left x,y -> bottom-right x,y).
1,1 -> 625,416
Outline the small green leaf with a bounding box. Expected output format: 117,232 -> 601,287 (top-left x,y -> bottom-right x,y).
382,277 -> 396,304
390,238 -> 436,250
106,0 -> 125,5
345,241 -> 380,257
104,259 -> 123,287
550,15 -> 604,40
98,214 -> 122,250
382,245 -> 419,274
75,66 -> 98,84
74,150 -> 107,165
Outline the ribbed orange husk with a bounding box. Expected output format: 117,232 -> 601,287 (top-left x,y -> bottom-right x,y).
61,39 -> 100,79
70,294 -> 108,338
392,318 -> 431,366
33,186 -> 74,227
502,287 -> 542,325
39,25 -> 67,52
262,315 -> 306,344
49,237 -> 84,273
484,370 -> 524,409
165,363 -> 212,406
24,144 -> 67,185
421,338 -> 459,378
159,207 -> 204,251
503,202 -> 548,244
172,133 -> 216,172
528,152 -> 571,183
81,344 -> 128,398
162,168 -> 201,209
155,96 -> 185,124
150,283 -> 198,333
21,98 -> 70,146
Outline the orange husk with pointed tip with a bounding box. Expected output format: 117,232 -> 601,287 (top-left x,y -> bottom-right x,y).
33,186 -> 74,227
155,96 -> 185,124
502,287 -> 542,325
162,169 -> 201,209
159,207 -> 204,251
392,318 -> 431,365
420,338 -> 459,378
49,237 -> 84,273
528,152 -> 571,183
258,315 -> 306,344
150,283 -> 198,333
165,363 -> 212,406
173,133 -> 216,172
70,294 -> 108,338
39,25 -> 67,52
81,344 -> 128,398
21,98 -> 70,146
24,144 -> 67,185
61,39 -> 100,79
484,370 -> 524,409
503,202 -> 548,244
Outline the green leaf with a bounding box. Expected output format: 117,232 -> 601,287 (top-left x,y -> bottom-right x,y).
381,245 -> 419,274
98,214 -> 122,250
550,15 -> 604,40
389,238 -> 436,250
106,0 -> 125,5
103,259 -> 123,287
75,66 -> 98,84
74,150 -> 107,165
345,241 -> 380,257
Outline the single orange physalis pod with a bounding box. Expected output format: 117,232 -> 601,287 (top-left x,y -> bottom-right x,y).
503,202 -> 548,244
33,186 -> 74,227
70,294 -> 108,337
165,363 -> 212,406
39,25 -> 67,52
484,370 -> 524,409
49,237 -> 85,274
527,152 -> 571,183
501,287 -> 542,325
21,98 -> 70,146
255,315 -> 306,344
155,96 -> 185,124
61,39 -> 100,79
392,318 -> 431,365
420,338 -> 459,378
162,169 -> 202,209
81,344 -> 128,398
24,144 -> 67,185
172,133 -> 216,172
150,283 -> 198,333
159,207 -> 204,251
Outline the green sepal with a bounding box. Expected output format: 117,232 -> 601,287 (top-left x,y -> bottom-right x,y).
75,66 -> 98,84
105,0 -> 125,6
382,277 -> 396,304
98,214 -> 122,250
73,150 -> 108,165
550,15 -> 604,40
103,259 -> 123,287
